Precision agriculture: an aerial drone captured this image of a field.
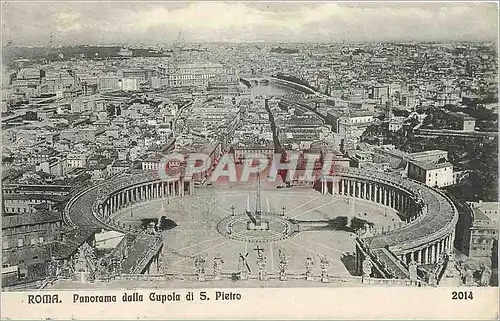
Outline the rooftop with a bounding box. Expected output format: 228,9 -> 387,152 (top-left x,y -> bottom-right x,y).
410,161 -> 453,171
468,202 -> 498,222
409,150 -> 448,158
447,111 -> 476,121
472,208 -> 492,221
3,210 -> 62,229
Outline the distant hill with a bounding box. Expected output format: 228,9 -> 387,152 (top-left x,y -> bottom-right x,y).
2,45 -> 206,68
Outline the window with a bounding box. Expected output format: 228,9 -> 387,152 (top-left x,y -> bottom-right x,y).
39,237 -> 44,244
17,239 -> 24,247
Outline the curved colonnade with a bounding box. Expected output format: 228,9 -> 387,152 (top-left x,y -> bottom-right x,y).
321,167 -> 458,278
65,171 -> 194,237
94,172 -> 195,222
65,167 -> 458,280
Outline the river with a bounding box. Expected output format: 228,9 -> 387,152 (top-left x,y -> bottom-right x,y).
248,83 -> 300,97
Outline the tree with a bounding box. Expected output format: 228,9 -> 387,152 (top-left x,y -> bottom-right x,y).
106,105 -> 116,117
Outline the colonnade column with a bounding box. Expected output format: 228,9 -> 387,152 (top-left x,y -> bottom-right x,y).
431,243 -> 437,264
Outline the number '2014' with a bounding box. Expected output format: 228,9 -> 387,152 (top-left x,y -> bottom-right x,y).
452,291 -> 473,300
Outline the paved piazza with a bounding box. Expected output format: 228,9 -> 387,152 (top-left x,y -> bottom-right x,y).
113,184 -> 400,277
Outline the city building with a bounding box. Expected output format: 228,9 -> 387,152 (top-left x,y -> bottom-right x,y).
2,210 -> 62,265
120,78 -> 139,91
108,160 -> 130,176
36,157 -> 68,177
233,143 -> 275,163
409,150 -> 449,164
120,68 -> 147,81
70,95 -> 105,113
388,117 -> 405,132
371,84 -> 389,103
158,63 -> 225,88
466,202 -> 498,265
327,111 -> 375,136
448,111 -> 477,132
66,153 -> 88,168
60,127 -> 101,143
407,161 -> 454,188
99,75 -> 120,91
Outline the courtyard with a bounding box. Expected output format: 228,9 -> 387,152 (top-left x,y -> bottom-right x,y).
112,184 -> 400,277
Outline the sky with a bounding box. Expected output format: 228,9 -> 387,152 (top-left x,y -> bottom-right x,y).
2,2 -> 498,45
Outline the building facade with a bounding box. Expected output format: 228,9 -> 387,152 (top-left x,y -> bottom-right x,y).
158,63 -> 225,88
407,161 -> 454,188
467,202 -> 498,263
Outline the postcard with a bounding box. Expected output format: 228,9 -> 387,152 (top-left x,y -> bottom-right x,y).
1,1 -> 498,319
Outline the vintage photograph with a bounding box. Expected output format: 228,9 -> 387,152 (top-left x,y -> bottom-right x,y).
1,0 -> 498,309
